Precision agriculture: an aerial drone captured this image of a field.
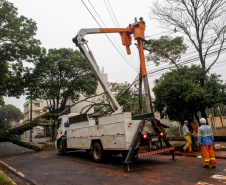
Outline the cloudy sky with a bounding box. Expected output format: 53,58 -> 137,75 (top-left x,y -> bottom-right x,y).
4,0 -> 226,111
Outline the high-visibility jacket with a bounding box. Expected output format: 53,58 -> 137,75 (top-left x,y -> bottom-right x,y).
197,125 -> 214,146
182,125 -> 190,136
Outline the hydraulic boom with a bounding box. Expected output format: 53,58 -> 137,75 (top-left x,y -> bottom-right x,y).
72,19 -> 153,113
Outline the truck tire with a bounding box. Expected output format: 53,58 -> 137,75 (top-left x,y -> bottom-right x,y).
91,143 -> 105,162
57,140 -> 66,155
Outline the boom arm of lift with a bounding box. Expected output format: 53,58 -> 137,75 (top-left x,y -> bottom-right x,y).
72,23 -> 153,114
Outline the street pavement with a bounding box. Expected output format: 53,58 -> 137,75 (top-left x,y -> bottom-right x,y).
0,139 -> 226,185
1,138 -> 225,160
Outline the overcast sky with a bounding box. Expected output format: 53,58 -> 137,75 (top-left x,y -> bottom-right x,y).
4,0 -> 226,111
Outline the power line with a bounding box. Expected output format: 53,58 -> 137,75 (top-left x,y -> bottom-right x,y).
81,0 -> 138,72
101,0 -> 138,71
107,0 -> 120,28
146,42 -> 226,69
146,47 -> 226,78
86,0 -> 138,71
103,0 -> 118,28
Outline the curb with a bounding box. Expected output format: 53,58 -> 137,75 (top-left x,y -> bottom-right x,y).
0,160 -> 37,185
0,169 -> 16,185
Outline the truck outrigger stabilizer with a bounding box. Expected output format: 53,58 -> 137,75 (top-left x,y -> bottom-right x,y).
123,113 -> 175,172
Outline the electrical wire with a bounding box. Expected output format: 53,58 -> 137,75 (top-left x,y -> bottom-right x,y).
146,41 -> 226,69
146,48 -> 226,78
107,0 -> 120,28
103,0 -> 118,28
86,0 -> 138,71
101,0 -> 139,71
81,0 -> 138,72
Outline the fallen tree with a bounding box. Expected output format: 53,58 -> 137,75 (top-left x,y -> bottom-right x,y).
0,116 -> 50,150
0,93 -> 107,150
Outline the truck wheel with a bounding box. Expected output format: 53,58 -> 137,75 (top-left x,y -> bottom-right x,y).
57,140 -> 66,155
92,143 -> 105,162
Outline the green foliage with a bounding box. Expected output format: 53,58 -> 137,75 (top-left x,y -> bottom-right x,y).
0,104 -> 24,130
25,48 -> 98,114
0,0 -> 42,105
110,82 -> 147,115
153,65 -> 225,122
45,131 -> 51,137
35,134 -> 44,138
0,172 -> 13,185
146,36 -> 187,68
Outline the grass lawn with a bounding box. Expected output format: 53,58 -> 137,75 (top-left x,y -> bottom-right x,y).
0,171 -> 14,185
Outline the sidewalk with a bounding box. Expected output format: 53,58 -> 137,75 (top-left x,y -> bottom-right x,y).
21,137 -> 53,147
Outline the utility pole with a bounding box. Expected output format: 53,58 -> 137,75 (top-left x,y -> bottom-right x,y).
138,68 -> 143,114
29,95 -> 33,142
136,35 -> 153,113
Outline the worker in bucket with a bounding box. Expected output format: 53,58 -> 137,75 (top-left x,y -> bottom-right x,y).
197,118 -> 216,168
139,17 -> 145,25
182,120 -> 193,153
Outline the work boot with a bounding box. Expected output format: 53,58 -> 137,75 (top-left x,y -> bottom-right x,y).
212,166 -> 216,168
202,165 -> 210,168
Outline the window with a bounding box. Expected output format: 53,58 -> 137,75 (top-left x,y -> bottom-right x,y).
34,103 -> 40,107
34,111 -> 40,116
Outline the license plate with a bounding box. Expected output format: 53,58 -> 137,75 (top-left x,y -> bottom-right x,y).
151,136 -> 159,142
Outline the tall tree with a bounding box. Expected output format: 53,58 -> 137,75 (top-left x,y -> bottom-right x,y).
26,48 -> 98,115
151,0 -> 226,72
0,0 -> 42,105
151,0 -> 226,119
146,36 -> 187,68
0,104 -> 24,130
153,65 -> 225,124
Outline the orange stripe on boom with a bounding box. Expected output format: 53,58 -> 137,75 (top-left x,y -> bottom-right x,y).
99,28 -> 133,33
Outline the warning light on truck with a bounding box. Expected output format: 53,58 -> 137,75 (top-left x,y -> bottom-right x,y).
143,134 -> 147,139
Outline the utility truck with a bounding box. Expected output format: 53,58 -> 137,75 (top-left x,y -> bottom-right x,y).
56,18 -> 175,171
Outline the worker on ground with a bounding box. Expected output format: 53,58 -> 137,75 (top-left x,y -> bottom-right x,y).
182,120 -> 192,152
139,17 -> 145,25
197,118 -> 216,168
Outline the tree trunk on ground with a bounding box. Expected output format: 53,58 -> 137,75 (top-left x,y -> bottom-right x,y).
11,139 -> 41,151
0,117 -> 50,142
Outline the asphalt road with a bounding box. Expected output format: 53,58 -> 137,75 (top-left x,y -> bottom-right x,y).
0,143 -> 226,185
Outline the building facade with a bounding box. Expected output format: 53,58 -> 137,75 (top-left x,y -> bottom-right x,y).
23,100 -> 44,138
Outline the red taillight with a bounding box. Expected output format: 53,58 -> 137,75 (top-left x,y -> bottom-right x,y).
160,132 -> 164,136
143,134 -> 147,139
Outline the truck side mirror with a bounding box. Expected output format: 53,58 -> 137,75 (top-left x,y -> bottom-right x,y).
64,121 -> 70,127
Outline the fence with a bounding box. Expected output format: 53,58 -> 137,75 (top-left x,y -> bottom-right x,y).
165,116 -> 226,137
207,116 -> 226,130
